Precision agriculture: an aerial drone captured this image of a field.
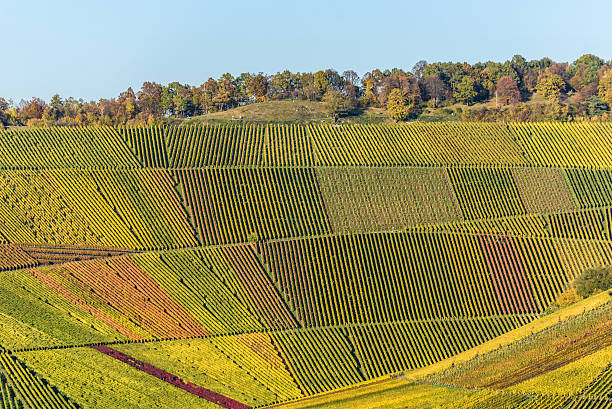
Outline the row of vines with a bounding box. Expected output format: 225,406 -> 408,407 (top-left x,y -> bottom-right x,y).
261,231 -> 612,326
1,123 -> 612,169
1,165 -> 612,250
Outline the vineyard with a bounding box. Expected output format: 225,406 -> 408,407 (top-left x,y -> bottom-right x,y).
0,123 -> 611,408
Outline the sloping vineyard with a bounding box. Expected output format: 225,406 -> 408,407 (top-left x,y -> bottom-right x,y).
308,123 -> 527,166
16,347 -> 221,409
261,231 -> 578,326
0,372 -> 23,409
0,353 -> 77,409
271,327 -> 364,395
174,168 -> 330,245
348,315 -> 532,379
511,122 -> 612,168
0,123 -> 610,408
447,167 -> 526,220
120,125 -> 169,168
0,127 -> 139,169
167,124 -> 314,167
316,167 -> 463,233
132,249 -> 267,335
0,245 -> 37,271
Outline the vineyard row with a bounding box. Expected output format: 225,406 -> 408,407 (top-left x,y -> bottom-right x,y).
2,123 -> 612,168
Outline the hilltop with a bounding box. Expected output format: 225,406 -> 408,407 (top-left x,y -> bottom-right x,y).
181,95 -> 558,125
3,54 -> 611,127
183,100 -> 388,125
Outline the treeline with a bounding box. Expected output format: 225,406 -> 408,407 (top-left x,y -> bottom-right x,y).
1,54 -> 612,126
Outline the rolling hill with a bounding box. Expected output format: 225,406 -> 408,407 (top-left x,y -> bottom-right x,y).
0,122 -> 611,408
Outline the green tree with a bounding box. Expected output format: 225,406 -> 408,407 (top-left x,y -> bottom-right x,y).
574,266 -> 612,298
568,54 -> 605,90
323,89 -> 353,122
454,76 -> 478,105
585,96 -> 609,116
49,94 -> 64,120
161,83 -> 179,115
173,87 -> 194,117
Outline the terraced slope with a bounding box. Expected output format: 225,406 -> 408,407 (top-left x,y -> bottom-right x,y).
0,123 -> 610,409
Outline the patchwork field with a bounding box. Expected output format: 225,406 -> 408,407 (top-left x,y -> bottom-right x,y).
0,122 -> 611,408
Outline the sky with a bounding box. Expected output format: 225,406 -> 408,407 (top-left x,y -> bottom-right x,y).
2,0 -> 611,102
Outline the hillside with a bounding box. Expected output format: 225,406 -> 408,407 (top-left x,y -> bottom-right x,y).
180,93 -> 604,125
183,100 -> 389,125
272,290 -> 612,408
0,123 -> 611,408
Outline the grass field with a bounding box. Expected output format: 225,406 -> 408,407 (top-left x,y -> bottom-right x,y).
270,379 -> 474,409
183,100 -> 389,125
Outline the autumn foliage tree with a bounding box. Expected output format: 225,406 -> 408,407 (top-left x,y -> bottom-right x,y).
386,88 -> 418,121
598,68 -> 612,106
495,76 -> 521,105
2,53 -> 611,126
536,73 -> 566,102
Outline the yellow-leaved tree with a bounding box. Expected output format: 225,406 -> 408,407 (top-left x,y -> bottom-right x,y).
598,68 -> 612,106
386,89 -> 412,122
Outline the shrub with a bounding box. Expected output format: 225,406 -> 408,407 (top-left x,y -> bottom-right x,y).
555,287 -> 582,308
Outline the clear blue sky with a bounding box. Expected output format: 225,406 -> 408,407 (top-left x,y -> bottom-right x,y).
3,0 -> 611,102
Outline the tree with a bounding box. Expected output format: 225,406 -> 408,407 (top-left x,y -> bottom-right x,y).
342,70 -> 360,101
454,76 -> 478,105
386,88 -> 413,121
423,76 -> 448,107
547,62 -> 570,83
342,70 -> 359,88
523,68 -> 538,92
569,54 -> 605,90
19,98 -> 46,121
510,55 -> 528,76
574,266 -> 612,298
377,70 -> 421,107
322,89 -> 353,122
360,71 -> 379,107
118,88 -> 137,121
314,70 -> 330,98
598,68 -> 612,106
161,83 -> 179,116
411,60 -> 428,81
173,87 -> 195,117
137,82 -> 163,117
212,73 -> 236,111
536,73 -> 566,101
49,94 -> 64,120
194,78 -> 218,113
495,76 -> 520,105
247,74 -> 268,102
585,96 -> 609,116
268,70 -> 296,100
0,98 -> 11,126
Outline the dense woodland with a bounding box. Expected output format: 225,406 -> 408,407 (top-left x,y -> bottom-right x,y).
2,54 -> 612,126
